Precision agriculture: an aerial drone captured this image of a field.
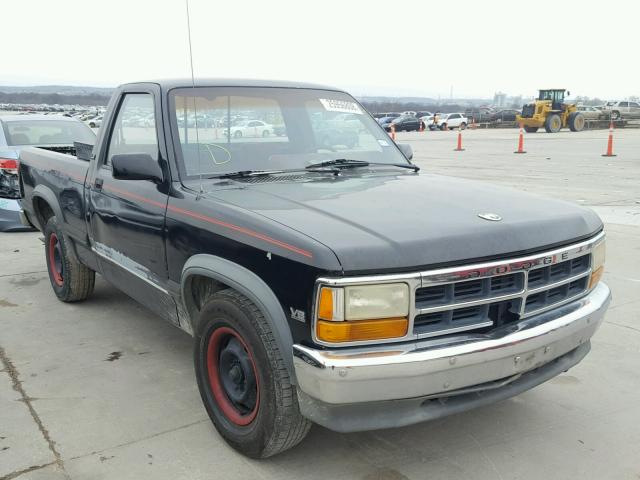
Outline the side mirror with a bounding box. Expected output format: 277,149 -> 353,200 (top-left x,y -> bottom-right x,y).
397,143 -> 413,160
111,153 -> 163,182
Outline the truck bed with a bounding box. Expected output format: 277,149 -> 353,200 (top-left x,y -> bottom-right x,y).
19,146 -> 90,244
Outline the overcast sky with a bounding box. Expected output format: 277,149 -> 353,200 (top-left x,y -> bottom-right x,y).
3,0 -> 638,99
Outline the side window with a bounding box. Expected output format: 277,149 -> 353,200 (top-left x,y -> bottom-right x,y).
631,102 -> 640,108
106,93 -> 157,166
619,102 -> 628,107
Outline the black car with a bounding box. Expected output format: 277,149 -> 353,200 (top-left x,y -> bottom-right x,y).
384,115 -> 421,132
489,109 -> 520,122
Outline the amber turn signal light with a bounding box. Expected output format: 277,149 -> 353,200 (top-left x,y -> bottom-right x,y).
316,317 -> 408,343
318,287 -> 334,320
589,266 -> 604,289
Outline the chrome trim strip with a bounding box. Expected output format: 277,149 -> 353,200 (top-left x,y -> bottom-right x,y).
312,232 -> 605,347
415,320 -> 494,339
416,290 -> 525,314
91,245 -> 170,295
526,269 -> 591,295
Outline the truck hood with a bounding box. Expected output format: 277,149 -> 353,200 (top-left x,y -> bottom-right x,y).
208,171 -> 602,272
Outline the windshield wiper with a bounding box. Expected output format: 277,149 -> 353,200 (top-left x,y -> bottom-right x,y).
306,158 -> 420,172
208,170 -> 270,179
208,167 -> 340,179
305,158 -> 369,169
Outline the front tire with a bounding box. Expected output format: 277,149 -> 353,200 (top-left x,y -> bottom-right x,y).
44,217 -> 95,302
568,112 -> 585,132
524,126 -> 539,133
544,114 -> 562,133
194,289 -> 311,458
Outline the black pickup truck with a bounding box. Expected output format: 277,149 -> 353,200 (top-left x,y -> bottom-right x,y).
18,79 -> 611,458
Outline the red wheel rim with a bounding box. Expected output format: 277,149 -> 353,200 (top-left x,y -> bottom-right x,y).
48,233 -> 64,286
206,326 -> 259,426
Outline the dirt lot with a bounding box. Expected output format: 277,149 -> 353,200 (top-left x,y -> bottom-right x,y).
1,128 -> 639,479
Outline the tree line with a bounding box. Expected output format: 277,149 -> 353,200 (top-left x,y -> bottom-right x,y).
0,92 -> 111,107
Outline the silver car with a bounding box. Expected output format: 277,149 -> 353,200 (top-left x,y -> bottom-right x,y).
600,101 -> 640,120
0,115 -> 95,231
576,105 -> 606,120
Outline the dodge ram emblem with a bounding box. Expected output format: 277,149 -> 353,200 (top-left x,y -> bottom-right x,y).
478,213 -> 502,222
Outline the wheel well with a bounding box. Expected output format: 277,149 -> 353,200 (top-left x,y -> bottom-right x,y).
185,274 -> 228,315
33,197 -> 55,229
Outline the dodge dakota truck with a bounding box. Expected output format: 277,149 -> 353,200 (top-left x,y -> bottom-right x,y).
17,79 -> 610,458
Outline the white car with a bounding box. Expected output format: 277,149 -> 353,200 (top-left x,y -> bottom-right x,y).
227,120 -> 272,138
87,116 -> 103,128
421,113 -> 443,130
437,113 -> 469,130
600,101 -> 640,120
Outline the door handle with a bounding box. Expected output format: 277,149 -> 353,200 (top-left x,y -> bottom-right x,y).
94,178 -> 104,190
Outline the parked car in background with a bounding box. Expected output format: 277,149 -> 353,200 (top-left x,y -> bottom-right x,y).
600,101 -> 640,120
0,115 -> 95,231
378,116 -> 397,129
416,111 -> 432,119
88,116 -> 103,128
489,109 -> 520,123
576,105 -> 606,120
422,113 -> 443,130
465,107 -> 494,123
385,115 -> 421,132
376,112 -> 401,120
225,120 -> 273,138
437,113 -> 468,130
402,111 -> 417,117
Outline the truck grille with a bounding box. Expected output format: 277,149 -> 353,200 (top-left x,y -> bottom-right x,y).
314,233 -> 604,347
413,250 -> 593,338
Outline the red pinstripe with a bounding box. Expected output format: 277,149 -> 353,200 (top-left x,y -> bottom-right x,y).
102,184 -> 313,259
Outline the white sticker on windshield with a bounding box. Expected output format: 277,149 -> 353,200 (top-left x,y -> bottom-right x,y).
378,139 -> 390,147
319,98 -> 363,115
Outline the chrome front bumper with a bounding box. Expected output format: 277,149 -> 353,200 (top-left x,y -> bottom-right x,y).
293,283 -> 610,410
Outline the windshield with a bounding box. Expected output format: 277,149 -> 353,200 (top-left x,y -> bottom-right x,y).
169,87 -> 408,178
2,119 -> 96,146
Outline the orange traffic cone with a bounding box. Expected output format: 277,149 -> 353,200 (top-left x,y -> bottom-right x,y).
602,121 -> 616,157
454,127 -> 465,151
390,124 -> 396,141
514,124 -> 526,154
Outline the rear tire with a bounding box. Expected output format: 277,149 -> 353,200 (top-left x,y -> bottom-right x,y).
524,126 -> 539,133
568,112 -> 585,132
194,289 -> 311,458
611,110 -> 620,121
460,122 -> 467,130
44,217 -> 95,302
544,114 -> 562,133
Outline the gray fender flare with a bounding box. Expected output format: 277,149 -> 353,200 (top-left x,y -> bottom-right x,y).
181,254 -> 297,384
31,185 -> 80,262
32,184 -> 64,230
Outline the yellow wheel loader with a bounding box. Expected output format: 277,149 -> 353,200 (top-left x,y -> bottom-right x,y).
516,89 -> 585,133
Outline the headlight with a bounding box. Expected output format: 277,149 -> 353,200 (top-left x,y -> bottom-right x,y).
589,239 -> 606,289
316,283 -> 409,343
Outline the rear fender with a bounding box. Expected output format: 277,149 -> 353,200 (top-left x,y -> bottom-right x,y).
31,185 -> 79,262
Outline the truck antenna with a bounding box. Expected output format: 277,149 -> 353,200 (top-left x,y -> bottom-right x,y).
185,0 -> 204,198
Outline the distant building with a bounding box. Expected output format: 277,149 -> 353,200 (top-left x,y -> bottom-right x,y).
493,91 -> 507,108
